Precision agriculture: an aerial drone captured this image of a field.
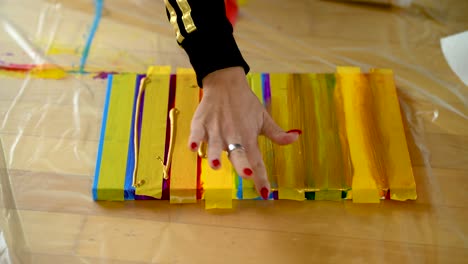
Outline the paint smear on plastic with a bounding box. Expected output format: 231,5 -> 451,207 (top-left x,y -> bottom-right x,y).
47,45 -> 78,55
0,63 -> 67,79
93,71 -> 118,79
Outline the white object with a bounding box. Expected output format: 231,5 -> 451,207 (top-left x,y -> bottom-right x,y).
441,31 -> 468,86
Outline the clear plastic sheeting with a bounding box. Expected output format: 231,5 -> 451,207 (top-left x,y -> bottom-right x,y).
0,139 -> 31,263
0,0 -> 467,263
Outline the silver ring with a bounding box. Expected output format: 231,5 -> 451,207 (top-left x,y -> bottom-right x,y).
227,143 -> 245,156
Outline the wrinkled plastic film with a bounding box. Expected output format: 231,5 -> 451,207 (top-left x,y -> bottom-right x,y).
0,0 -> 467,262
0,138 -> 31,263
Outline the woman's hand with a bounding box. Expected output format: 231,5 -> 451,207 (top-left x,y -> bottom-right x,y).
188,66 -> 301,199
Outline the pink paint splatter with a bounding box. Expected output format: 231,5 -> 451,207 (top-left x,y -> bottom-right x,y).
0,63 -> 35,72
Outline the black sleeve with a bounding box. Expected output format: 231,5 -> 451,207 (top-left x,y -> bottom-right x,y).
164,0 -> 250,87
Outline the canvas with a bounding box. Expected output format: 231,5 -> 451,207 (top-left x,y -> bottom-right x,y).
92,66 -> 417,209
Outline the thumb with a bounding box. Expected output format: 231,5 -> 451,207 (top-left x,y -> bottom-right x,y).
261,111 -> 301,145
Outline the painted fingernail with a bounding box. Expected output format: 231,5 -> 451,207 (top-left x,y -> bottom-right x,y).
191,142 -> 198,150
261,187 -> 269,200
212,159 -> 220,167
243,168 -> 253,176
287,129 -> 302,135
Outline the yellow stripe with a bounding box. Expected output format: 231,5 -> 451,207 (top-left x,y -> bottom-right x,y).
361,73 -> 389,195
370,69 -> 416,201
302,74 -> 318,191
316,74 -> 340,191
270,73 -> 305,201
134,66 -> 171,198
175,0 -> 197,33
333,73 -> 354,193
285,74 -> 306,199
98,74 -> 137,201
310,73 -> 350,200
203,153 -> 233,209
337,67 -> 380,203
170,68 -> 200,203
132,77 -> 146,188
256,74 -> 278,192
165,0 -> 185,43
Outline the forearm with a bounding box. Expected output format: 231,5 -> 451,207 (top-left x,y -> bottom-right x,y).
164,0 -> 249,87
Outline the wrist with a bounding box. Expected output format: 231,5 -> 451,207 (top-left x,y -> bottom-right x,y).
181,30 -> 249,88
202,67 -> 249,93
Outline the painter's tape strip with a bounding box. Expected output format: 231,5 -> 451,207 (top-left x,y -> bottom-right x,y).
370,69 -> 416,201
96,73 -> 137,201
337,67 -> 380,203
203,153 -> 233,209
135,67 -> 171,199
170,68 -> 199,203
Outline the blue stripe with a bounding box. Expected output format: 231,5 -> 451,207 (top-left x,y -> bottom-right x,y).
261,73 -> 265,106
79,0 -> 103,73
92,74 -> 113,200
123,74 -> 145,200
236,175 -> 243,199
